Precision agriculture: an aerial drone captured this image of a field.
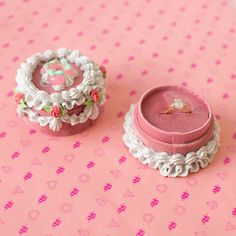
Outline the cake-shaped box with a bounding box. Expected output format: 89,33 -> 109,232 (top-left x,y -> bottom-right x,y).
14,48 -> 106,136
123,85 -> 220,177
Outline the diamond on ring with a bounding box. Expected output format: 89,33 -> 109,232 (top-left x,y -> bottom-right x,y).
160,98 -> 191,114
171,99 -> 185,110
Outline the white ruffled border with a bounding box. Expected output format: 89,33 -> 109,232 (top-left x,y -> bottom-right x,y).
123,104 -> 220,177
18,103 -> 99,132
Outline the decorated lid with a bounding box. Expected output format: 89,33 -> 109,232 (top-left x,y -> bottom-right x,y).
14,48 -> 106,133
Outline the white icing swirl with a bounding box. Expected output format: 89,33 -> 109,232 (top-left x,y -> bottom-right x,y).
49,117 -> 62,132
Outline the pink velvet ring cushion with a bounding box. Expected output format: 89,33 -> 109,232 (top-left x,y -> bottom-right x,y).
132,86 -> 214,155
14,48 -> 106,136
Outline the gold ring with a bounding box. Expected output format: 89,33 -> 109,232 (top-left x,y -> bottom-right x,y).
159,98 -> 191,114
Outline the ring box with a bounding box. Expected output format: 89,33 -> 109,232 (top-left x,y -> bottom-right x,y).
14,48 -> 106,136
123,85 -> 220,177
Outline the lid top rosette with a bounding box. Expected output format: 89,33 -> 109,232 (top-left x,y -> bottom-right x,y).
40,57 -> 79,91
15,48 -> 106,132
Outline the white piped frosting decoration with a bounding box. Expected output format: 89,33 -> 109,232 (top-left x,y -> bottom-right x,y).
15,48 -> 106,132
123,105 -> 220,177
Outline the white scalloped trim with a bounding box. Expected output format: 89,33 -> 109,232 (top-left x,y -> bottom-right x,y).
15,48 -> 106,131
123,105 -> 220,177
18,103 -> 99,132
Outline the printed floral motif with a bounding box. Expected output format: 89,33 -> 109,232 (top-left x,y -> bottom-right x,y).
99,65 -> 106,78
40,58 -> 79,91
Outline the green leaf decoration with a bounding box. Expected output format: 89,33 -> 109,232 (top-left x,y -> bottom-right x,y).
84,99 -> 94,106
43,105 -> 66,116
60,58 -> 68,64
61,106 -> 66,116
48,69 -> 55,76
64,64 -> 71,71
55,70 -> 64,75
20,100 -> 27,109
99,91 -> 104,103
43,105 -> 51,113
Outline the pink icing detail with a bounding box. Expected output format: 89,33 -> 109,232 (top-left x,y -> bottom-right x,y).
50,105 -> 62,118
65,69 -> 77,77
40,60 -> 60,74
49,75 -> 66,86
33,65 -> 83,94
40,59 -> 78,89
40,67 -> 45,74
91,90 -> 100,102
49,63 -> 59,71
15,93 -> 25,104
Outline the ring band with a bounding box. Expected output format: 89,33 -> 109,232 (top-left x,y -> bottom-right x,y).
159,98 -> 191,114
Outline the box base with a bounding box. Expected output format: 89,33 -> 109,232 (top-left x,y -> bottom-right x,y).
123,104 -> 220,177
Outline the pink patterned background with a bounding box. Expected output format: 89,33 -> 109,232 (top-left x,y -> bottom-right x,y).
1,0 -> 236,235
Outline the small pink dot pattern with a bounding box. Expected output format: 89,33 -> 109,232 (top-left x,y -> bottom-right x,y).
0,0 -> 236,235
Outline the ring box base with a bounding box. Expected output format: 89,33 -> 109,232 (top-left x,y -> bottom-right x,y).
123,104 -> 220,177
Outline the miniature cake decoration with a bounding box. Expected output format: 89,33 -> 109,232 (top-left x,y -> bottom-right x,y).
15,48 -> 106,134
123,85 -> 220,177
40,58 -> 79,91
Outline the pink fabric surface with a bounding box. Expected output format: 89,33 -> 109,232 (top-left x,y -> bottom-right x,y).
0,0 -> 236,236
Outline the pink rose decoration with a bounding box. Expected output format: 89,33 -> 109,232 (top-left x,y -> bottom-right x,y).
99,65 -> 106,77
91,90 -> 100,103
50,105 -> 62,118
15,93 -> 25,104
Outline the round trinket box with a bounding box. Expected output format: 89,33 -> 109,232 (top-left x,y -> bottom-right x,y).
14,48 -> 106,136
123,85 -> 220,177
